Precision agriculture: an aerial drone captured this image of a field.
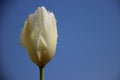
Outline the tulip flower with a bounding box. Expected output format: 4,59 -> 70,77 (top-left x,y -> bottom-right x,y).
19,6 -> 58,80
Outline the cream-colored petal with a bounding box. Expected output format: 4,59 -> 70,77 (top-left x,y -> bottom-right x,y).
20,19 -> 40,66
48,13 -> 58,57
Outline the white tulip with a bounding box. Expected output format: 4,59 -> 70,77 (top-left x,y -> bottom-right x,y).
20,6 -> 58,67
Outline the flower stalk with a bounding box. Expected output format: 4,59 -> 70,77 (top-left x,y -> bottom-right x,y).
39,66 -> 44,80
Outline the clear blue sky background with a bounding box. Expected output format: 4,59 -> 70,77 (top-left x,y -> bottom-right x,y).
1,0 -> 120,80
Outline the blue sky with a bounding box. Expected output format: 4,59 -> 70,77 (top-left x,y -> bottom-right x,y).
1,0 -> 120,80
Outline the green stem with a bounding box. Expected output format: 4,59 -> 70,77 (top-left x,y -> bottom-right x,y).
39,67 -> 44,80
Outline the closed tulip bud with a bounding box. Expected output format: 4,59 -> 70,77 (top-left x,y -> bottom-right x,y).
20,6 -> 58,67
